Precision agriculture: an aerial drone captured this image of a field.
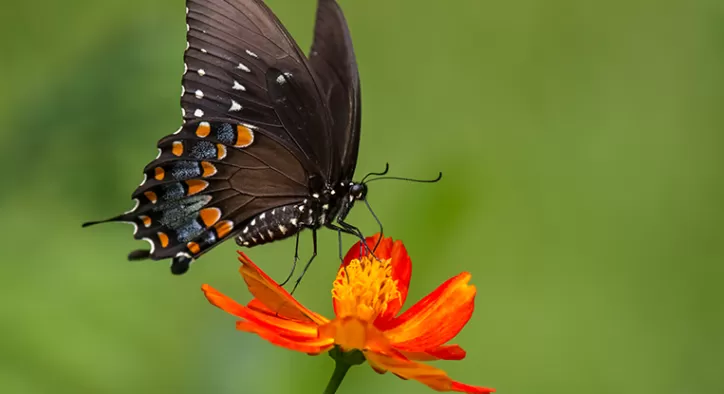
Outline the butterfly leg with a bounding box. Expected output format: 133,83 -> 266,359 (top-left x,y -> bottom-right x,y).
290,229 -> 317,295
280,232 -> 301,286
326,221 -> 377,260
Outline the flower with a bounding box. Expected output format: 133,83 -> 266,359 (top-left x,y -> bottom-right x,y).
202,234 -> 494,393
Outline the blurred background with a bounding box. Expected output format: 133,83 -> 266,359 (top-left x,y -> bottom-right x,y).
2,0 -> 723,393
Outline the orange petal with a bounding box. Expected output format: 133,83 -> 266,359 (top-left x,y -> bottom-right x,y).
384,272 -> 476,351
236,321 -> 334,354
201,284 -> 318,340
237,251 -> 327,325
401,344 -> 467,361
365,352 -> 495,393
375,238 -> 412,325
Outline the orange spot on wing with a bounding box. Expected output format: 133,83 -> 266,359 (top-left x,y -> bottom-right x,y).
235,125 -> 254,147
196,122 -> 211,137
144,191 -> 157,204
187,242 -> 201,254
157,232 -> 169,248
201,161 -> 217,177
140,215 -> 152,227
215,220 -> 234,238
199,207 -> 222,227
185,179 -> 209,195
172,141 -> 183,156
216,143 -> 227,159
154,167 -> 165,180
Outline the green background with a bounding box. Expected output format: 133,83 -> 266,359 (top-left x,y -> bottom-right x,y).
2,0 -> 723,393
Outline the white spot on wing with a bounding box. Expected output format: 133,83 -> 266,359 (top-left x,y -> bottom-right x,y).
229,100 -> 242,112
260,213 -> 266,220
194,109 -> 204,117
183,63 -> 188,75
125,199 -> 140,214
143,237 -> 156,254
251,219 -> 256,226
201,48 -> 208,53
195,90 -> 204,99
243,227 -> 249,234
197,69 -> 206,76
156,148 -> 163,158
245,49 -> 259,58
232,81 -> 246,91
140,173 -> 147,186
237,63 -> 250,72
290,218 -> 298,226
276,75 -> 286,85
278,225 -> 287,235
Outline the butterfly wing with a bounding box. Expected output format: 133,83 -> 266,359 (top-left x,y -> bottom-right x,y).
85,0 -> 343,273
182,0 -> 335,178
84,120 -> 309,273
308,0 -> 361,182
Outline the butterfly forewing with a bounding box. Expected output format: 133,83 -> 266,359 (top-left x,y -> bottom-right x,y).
183,0 -> 335,178
309,0 -> 361,181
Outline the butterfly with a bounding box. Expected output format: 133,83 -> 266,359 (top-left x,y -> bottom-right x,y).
84,0 -> 370,275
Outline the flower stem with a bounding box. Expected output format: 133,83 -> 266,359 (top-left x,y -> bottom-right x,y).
323,347 -> 366,394
323,359 -> 352,394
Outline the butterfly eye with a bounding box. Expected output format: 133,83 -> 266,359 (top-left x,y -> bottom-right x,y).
350,183 -> 367,200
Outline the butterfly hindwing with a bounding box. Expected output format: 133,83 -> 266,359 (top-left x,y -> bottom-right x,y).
86,119 -> 308,273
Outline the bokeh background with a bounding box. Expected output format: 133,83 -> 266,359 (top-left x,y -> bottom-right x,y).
2,0 -> 723,393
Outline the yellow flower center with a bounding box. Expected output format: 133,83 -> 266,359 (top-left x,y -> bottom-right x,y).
332,256 -> 401,322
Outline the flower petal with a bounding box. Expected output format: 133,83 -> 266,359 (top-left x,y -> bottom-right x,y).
365,352 -> 495,393
401,344 -> 467,361
201,284 -> 319,340
237,251 -> 327,325
375,238 -> 412,324
236,321 -> 334,354
384,272 -> 476,351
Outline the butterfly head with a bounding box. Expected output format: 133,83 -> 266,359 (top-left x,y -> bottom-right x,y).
349,182 -> 367,201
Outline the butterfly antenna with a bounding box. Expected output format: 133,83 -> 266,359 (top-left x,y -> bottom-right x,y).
365,171 -> 443,184
361,163 -> 390,183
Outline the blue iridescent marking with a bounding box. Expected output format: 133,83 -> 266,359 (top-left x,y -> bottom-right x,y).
190,140 -> 216,160
216,123 -> 235,144
171,160 -> 201,180
176,220 -> 204,243
162,183 -> 185,201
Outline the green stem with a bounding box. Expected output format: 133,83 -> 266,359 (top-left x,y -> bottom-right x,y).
323,359 -> 352,394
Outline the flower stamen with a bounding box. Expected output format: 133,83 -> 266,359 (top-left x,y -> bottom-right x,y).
332,257 -> 401,321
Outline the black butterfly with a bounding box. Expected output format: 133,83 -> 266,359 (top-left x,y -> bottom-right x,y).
84,0 -> 370,275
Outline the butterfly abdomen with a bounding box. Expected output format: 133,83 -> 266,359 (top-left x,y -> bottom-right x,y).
236,202 -> 320,247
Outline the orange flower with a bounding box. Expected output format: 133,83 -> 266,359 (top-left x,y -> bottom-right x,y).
202,234 -> 494,393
